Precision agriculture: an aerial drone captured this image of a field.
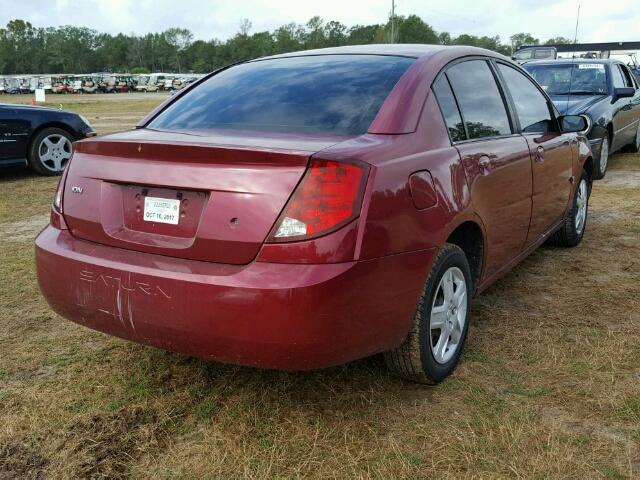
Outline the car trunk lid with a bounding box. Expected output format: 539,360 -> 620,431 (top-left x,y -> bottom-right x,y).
62,129 -> 348,264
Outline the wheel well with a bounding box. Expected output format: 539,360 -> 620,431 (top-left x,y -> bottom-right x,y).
583,156 -> 594,180
606,123 -> 613,144
446,221 -> 484,291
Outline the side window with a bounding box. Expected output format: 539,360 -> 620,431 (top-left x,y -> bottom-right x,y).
611,64 -> 626,88
497,63 -> 553,133
619,65 -> 635,88
446,60 -> 512,139
432,75 -> 466,142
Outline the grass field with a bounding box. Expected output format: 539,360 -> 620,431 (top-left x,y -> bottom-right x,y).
0,94 -> 639,479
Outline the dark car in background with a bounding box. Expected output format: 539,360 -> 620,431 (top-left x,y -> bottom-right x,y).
0,104 -> 96,175
525,59 -> 640,178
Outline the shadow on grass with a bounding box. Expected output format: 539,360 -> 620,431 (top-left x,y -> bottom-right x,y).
115,343 -> 437,416
0,165 -> 40,183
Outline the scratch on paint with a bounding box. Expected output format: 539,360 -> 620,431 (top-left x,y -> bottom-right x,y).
77,267 -> 170,331
115,287 -> 126,329
127,272 -> 136,332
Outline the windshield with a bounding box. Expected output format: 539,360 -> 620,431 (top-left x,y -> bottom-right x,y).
148,54 -> 415,136
514,50 -> 533,60
525,63 -> 608,95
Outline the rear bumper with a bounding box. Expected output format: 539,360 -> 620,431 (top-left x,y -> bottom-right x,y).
35,226 -> 435,370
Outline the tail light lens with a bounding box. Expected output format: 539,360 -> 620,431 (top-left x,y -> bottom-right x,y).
50,167 -> 69,229
267,159 -> 368,242
52,173 -> 65,213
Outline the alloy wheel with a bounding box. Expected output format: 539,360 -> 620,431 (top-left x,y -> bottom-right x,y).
38,134 -> 72,172
600,137 -> 609,174
430,266 -> 468,365
575,178 -> 588,235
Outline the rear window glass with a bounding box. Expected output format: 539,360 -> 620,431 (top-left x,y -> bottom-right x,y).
148,55 -> 415,136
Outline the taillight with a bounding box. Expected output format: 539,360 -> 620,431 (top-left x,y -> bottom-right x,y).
50,167 -> 69,230
52,175 -> 65,213
267,159 -> 368,242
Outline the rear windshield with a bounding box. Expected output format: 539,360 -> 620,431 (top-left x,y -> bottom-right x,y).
525,63 -> 608,95
148,55 -> 415,136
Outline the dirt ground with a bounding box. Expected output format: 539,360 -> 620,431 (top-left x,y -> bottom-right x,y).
0,94 -> 639,479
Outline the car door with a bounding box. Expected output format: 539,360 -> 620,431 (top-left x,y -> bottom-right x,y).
609,63 -> 635,149
439,59 -> 533,279
495,62 -> 574,245
618,64 -> 640,143
0,106 -> 30,161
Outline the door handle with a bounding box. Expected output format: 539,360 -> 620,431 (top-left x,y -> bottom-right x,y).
478,156 -> 492,175
535,145 -> 545,163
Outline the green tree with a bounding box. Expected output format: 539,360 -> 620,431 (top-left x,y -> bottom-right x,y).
393,15 -> 439,44
510,32 -> 539,50
544,36 -> 573,45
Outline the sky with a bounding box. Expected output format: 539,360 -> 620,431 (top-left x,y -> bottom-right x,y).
3,0 -> 640,44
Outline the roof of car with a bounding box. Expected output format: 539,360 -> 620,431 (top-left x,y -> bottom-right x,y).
524,58 -> 623,66
257,43 -> 505,61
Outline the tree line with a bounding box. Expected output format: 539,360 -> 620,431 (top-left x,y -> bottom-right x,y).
0,16 -> 572,75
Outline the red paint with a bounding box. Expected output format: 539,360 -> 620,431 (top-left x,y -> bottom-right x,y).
408,171 -> 438,210
35,45 -> 592,370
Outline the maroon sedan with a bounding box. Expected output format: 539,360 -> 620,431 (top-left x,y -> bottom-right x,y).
36,45 -> 593,383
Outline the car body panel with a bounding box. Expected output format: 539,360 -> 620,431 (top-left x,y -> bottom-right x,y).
63,129 -> 349,264
36,226 -> 436,370
456,136 -> 533,278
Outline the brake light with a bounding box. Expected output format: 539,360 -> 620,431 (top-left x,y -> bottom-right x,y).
268,159 -> 368,242
50,167 -> 69,230
52,175 -> 64,213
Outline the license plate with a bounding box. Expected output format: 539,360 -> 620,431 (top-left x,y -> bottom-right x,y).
143,196 -> 180,225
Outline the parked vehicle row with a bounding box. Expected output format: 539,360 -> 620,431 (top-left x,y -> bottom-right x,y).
33,45 -> 610,384
0,73 -> 203,94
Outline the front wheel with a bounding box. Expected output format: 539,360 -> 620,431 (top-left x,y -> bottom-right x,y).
548,170 -> 590,247
384,243 -> 472,384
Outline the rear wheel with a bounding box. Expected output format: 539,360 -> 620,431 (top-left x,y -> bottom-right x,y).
593,135 -> 609,180
28,127 -> 73,176
548,169 -> 590,247
384,244 -> 472,384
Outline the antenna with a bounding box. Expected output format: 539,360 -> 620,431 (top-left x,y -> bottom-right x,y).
390,0 -> 396,44
573,4 -> 580,52
566,3 -> 580,114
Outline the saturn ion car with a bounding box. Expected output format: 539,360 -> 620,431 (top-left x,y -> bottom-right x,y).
36,45 -> 593,383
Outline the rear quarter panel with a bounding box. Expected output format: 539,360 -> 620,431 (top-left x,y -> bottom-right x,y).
318,93 -> 477,261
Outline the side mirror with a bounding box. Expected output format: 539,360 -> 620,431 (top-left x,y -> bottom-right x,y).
613,87 -> 635,102
560,115 -> 589,133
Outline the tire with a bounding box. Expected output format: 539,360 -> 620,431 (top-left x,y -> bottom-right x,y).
384,243 -> 472,384
27,127 -> 74,176
548,169 -> 590,247
626,121 -> 640,153
593,134 -> 609,180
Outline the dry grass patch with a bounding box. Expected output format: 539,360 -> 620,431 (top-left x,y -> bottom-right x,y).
0,130 -> 639,477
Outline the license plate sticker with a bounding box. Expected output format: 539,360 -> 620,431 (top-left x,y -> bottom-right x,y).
143,196 -> 180,225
